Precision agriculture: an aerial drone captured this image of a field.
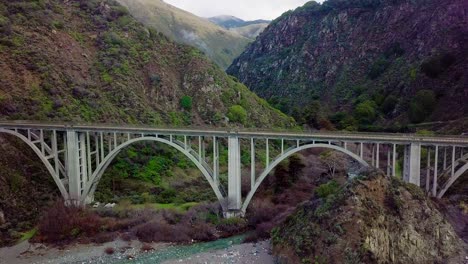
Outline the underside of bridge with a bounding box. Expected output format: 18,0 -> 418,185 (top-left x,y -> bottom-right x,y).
0,123 -> 467,217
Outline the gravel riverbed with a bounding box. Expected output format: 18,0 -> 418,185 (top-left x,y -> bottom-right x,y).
0,238 -> 274,264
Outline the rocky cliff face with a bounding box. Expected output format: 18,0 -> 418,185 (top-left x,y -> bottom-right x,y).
272,170 -> 467,263
228,0 -> 468,132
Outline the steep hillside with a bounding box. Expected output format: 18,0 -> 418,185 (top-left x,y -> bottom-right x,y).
0,0 -> 294,128
228,0 -> 468,132
208,15 -> 246,29
0,0 -> 294,246
115,0 -> 251,69
230,23 -> 269,40
272,170 -> 466,263
209,15 -> 269,39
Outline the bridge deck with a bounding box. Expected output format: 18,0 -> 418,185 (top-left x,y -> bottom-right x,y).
0,121 -> 467,145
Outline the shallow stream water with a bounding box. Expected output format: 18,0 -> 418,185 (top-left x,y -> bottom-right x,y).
90,235 -> 247,264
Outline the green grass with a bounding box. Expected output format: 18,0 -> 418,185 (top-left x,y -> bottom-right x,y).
129,202 -> 199,212
18,228 -> 37,243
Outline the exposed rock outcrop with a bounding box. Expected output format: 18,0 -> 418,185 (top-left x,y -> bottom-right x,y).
272,170 -> 466,263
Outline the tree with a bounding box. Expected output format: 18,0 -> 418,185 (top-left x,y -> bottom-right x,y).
180,96 -> 192,111
227,105 -> 247,124
319,151 -> 346,178
408,90 -> 436,123
288,154 -> 305,182
273,162 -> 290,194
354,100 -> 377,124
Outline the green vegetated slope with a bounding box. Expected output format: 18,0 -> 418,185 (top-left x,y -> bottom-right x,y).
230,23 -> 269,40
228,0 -> 468,133
272,170 -> 466,263
0,0 -> 295,246
115,0 -> 251,69
0,0 -> 293,128
208,15 -> 270,39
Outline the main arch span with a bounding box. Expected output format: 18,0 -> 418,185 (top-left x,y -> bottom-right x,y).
0,121 -> 467,216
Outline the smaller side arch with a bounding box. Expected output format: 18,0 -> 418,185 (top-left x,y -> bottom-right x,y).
80,137 -> 225,209
241,143 -> 369,213
438,162 -> 468,198
0,129 -> 69,199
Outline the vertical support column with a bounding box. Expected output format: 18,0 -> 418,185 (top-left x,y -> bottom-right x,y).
281,139 -> 284,155
201,138 -> 205,161
213,137 -> 219,186
392,144 -> 397,177
227,136 -> 242,212
426,148 -> 431,192
432,145 -> 438,197
66,130 -> 81,203
403,143 -> 421,186
376,143 -> 380,169
443,147 -> 447,170
79,133 -> 88,189
100,132 -> 104,161
266,138 -> 269,168
371,144 -> 375,167
386,148 -> 391,176
40,129 -> 45,155
251,138 -> 255,190
86,132 -> 92,178
360,143 -> 364,159
451,146 -> 456,178
198,136 -> 202,162
52,130 -> 59,176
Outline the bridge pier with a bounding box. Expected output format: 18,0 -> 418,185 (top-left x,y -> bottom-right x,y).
227,136 -> 242,214
66,130 -> 89,204
403,143 -> 421,186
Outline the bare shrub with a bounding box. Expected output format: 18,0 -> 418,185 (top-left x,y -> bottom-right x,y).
246,200 -> 278,227
216,217 -> 247,237
133,221 -> 191,243
189,222 -> 217,241
141,243 -> 154,252
92,232 -> 117,244
104,247 -> 115,255
37,200 -> 105,244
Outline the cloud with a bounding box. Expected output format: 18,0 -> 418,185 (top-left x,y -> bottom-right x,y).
164,0 -> 315,20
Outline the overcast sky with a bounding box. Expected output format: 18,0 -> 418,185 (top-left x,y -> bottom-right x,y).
164,0 -> 317,21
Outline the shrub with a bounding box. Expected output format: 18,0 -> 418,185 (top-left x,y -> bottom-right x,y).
381,95 -> 398,115
315,180 -> 340,199
368,57 -> 390,79
421,53 -> 456,78
246,200 -> 278,227
133,221 -> 191,243
37,200 -> 105,244
227,105 -> 247,124
104,247 -> 115,255
216,217 -> 247,236
408,90 -> 436,123
141,243 -> 154,252
180,96 -> 192,111
190,222 -> 217,241
354,100 -> 377,124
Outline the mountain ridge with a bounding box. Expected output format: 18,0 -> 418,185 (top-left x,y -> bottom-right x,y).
227,0 -> 468,133
116,0 -> 251,69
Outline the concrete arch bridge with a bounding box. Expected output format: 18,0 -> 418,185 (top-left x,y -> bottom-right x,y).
0,121 -> 467,217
